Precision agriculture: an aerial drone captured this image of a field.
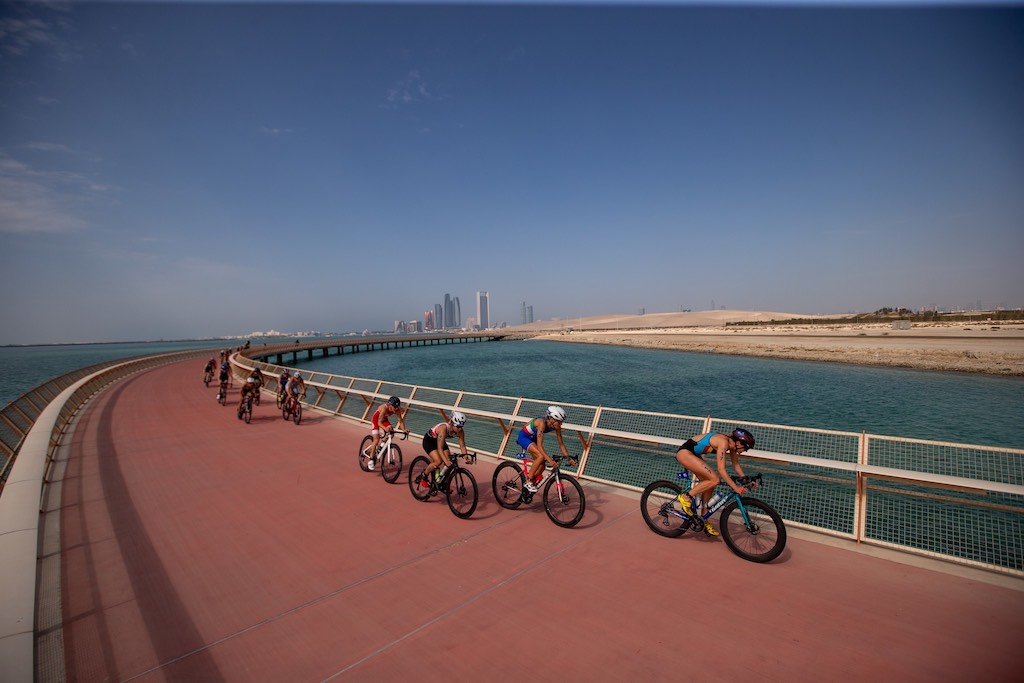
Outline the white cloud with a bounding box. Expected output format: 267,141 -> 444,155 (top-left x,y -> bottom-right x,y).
384,69 -> 434,107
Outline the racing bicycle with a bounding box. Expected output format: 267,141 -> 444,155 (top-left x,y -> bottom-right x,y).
238,393 -> 254,424
358,429 -> 408,484
281,394 -> 303,424
640,471 -> 786,563
492,451 -> 586,528
407,451 -> 479,519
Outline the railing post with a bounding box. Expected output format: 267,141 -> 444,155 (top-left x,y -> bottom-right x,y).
856,431 -> 868,544
575,405 -> 602,477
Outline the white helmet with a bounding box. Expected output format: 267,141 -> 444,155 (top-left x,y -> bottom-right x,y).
450,411 -> 466,428
546,405 -> 566,422
246,377 -> 255,384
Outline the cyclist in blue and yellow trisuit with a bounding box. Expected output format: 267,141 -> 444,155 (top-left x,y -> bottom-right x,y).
674,429 -> 756,536
517,405 -> 576,492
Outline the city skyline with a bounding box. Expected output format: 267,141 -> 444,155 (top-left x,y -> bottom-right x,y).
1,3 -> 1021,344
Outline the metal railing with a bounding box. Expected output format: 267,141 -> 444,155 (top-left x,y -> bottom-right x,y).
237,353 -> 1024,577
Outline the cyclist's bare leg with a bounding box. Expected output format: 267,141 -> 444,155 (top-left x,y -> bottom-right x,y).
674,449 -> 720,505
525,443 -> 546,481
423,448 -> 442,477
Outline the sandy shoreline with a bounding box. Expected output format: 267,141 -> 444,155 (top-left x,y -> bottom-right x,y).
523,321 -> 1024,376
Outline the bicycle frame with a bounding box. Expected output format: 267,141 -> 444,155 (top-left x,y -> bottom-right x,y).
673,470 -> 761,523
514,450 -> 569,497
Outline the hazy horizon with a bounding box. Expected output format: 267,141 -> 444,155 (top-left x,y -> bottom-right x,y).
2,2 -> 1022,345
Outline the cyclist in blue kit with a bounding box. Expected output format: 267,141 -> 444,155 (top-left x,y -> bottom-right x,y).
518,405 -> 576,492
674,428 -> 756,536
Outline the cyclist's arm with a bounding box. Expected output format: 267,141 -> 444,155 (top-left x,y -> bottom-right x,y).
553,422 -> 574,463
456,430 -> 468,456
716,450 -> 747,494
396,407 -> 407,431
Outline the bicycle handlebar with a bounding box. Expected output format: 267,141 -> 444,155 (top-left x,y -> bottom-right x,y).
734,474 -> 763,489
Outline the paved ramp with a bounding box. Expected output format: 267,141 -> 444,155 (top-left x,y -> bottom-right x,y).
46,359 -> 1023,682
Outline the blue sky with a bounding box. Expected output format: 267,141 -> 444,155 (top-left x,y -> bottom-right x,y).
1,1 -> 1021,344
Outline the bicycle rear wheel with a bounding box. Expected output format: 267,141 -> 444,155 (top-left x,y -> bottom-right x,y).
543,474 -> 585,527
358,435 -> 374,472
492,461 -> 526,510
381,444 -> 403,483
407,456 -> 431,501
445,468 -> 478,518
719,497 -> 787,563
640,480 -> 689,538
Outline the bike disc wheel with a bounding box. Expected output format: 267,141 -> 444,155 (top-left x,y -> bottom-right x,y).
381,444 -> 403,483
358,435 -> 374,472
640,480 -> 689,538
719,497 -> 787,563
407,456 -> 431,501
492,461 -> 526,510
543,475 -> 585,527
445,468 -> 479,519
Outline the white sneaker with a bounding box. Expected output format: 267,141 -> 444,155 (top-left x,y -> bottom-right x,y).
524,480 -> 538,493
367,459 -> 375,471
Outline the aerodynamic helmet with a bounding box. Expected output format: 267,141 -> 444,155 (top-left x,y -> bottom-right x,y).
546,405 -> 566,422
450,411 -> 466,428
388,396 -> 401,407
731,428 -> 755,449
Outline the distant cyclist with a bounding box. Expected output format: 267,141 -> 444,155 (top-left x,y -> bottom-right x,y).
237,377 -> 259,419
216,362 -> 230,401
284,371 -> 306,413
674,428 -> 756,537
367,396 -> 407,470
416,411 -> 469,486
518,405 -> 575,492
277,369 -> 291,405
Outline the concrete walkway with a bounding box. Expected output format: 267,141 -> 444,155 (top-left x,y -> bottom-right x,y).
45,359 -> 1023,682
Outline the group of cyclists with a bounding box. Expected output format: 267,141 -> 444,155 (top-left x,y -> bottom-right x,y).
365,395 -> 757,535
207,355 -> 758,536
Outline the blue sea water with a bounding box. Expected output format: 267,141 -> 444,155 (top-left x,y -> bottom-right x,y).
287,339 -> 1024,449
2,337 -> 1021,449
0,340 -> 229,407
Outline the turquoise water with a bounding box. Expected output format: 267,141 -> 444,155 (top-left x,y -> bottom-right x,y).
2,337 -> 1021,449
287,339 -> 1024,449
0,340 -> 228,407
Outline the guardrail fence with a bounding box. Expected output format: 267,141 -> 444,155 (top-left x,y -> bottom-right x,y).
238,354 -> 1023,577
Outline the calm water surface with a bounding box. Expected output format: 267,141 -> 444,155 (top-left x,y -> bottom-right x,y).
290,339 -> 1024,448
2,338 -> 1020,449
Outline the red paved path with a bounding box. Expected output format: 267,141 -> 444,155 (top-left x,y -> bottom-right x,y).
53,359 -> 1023,682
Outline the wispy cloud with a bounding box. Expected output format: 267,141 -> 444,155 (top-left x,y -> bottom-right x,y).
0,154 -> 112,234
0,15 -> 58,57
384,70 -> 433,107
259,126 -> 295,136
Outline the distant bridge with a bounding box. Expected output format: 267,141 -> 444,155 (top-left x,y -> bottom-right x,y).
241,332 -> 511,366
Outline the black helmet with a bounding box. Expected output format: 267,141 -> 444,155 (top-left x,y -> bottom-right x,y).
731,428 -> 755,449
388,396 -> 401,407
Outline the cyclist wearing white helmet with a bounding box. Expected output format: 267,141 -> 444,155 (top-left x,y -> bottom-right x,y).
236,377 -> 259,419
518,405 -> 575,492
673,428 -> 756,537
284,371 -> 306,415
367,396 -> 407,470
417,411 -> 470,485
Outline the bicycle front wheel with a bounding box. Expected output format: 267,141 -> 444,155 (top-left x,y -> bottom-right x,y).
640,480 -> 689,538
543,474 -> 585,528
445,468 -> 479,519
407,456 -> 431,501
243,406 -> 251,424
293,403 -> 302,425
492,461 -> 525,510
719,497 -> 787,563
381,444 -> 403,483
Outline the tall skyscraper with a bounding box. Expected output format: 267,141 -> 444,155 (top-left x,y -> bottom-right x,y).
476,291 -> 490,330
424,309 -> 434,331
454,296 -> 461,328
434,303 -> 443,329
443,294 -> 453,328
521,301 -> 534,325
